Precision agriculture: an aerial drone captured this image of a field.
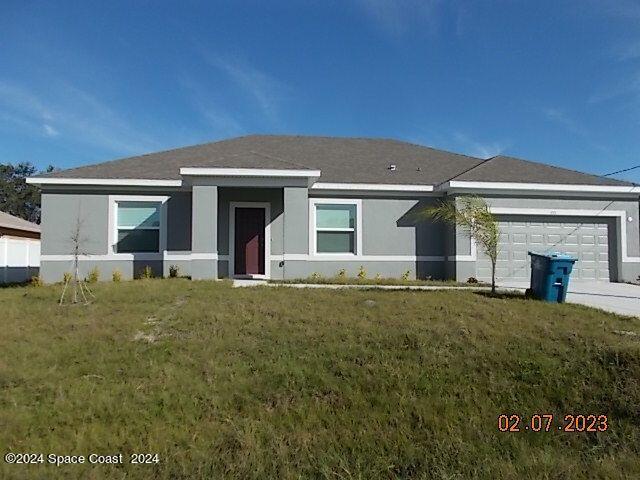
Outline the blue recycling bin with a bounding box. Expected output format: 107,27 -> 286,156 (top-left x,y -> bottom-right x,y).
527,252 -> 578,303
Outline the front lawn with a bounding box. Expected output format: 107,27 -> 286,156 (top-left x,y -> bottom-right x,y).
1,280 -> 639,479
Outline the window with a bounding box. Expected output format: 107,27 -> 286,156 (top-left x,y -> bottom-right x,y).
115,201 -> 161,253
314,202 -> 359,254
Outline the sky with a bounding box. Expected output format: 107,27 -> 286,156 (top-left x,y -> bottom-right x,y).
1,0 -> 640,182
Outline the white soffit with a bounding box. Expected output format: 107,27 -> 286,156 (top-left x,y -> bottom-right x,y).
444,181 -> 640,194
26,177 -> 183,187
180,167 -> 322,178
312,182 -> 434,192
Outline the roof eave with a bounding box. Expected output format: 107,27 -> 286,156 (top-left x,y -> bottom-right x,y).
440,180 -> 640,196
26,177 -> 183,187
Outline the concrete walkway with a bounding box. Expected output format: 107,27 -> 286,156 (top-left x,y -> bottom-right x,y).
498,281 -> 640,318
233,279 -> 640,318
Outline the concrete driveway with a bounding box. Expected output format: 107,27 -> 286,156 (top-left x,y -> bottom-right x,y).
498,280 -> 640,317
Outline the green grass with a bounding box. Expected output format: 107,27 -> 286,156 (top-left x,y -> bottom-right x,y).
1,279 -> 639,479
270,276 -> 488,287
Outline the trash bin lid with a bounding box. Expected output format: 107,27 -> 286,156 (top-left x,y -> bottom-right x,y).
528,251 -> 577,261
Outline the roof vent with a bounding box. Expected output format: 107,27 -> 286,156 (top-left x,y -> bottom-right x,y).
388,164 -> 396,171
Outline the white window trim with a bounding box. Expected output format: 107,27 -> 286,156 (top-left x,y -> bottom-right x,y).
229,202 -> 271,279
309,198 -> 363,257
108,195 -> 169,257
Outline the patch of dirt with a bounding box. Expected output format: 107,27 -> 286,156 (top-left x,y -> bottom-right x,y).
133,295 -> 189,343
613,330 -> 639,337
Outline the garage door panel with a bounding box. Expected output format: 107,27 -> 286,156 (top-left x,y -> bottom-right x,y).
564,235 -> 578,245
512,233 -> 527,244
580,235 -> 596,245
476,215 -> 611,283
511,250 -> 527,261
530,234 -> 543,244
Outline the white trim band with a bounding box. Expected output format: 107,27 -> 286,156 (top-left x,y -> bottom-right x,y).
180,167 -> 321,178
41,252 -> 220,262
282,254 -> 445,261
312,182 -> 434,192
26,177 -> 183,187
444,181 -> 640,194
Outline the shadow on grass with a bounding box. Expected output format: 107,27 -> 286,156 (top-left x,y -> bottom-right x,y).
0,281 -> 31,289
474,290 -> 529,300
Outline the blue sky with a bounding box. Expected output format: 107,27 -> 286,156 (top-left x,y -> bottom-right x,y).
1,0 -> 639,182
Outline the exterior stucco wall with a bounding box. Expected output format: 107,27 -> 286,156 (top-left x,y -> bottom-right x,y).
39,187 -> 638,284
40,190 -> 187,282
284,187 -> 309,255
167,192 -> 192,251
281,194 -> 445,280
360,197 -> 443,256
41,192 -> 110,256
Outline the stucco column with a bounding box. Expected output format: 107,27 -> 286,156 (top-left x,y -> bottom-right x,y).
191,185 -> 218,279
282,187 -> 309,279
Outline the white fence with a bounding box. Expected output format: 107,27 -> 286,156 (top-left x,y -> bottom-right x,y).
0,237 -> 40,284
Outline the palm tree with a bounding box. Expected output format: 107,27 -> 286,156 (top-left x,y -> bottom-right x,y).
424,196 -> 499,294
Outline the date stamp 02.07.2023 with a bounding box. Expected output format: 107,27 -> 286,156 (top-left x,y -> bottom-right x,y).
498,414 -> 608,433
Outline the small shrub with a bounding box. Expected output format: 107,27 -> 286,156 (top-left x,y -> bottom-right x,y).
169,265 -> 180,278
112,269 -> 122,283
401,270 -> 411,281
62,272 -> 72,284
467,276 -> 479,284
310,272 -> 322,280
30,275 -> 43,287
375,273 -> 382,281
336,268 -> 347,279
138,265 -> 154,279
357,265 -> 367,279
86,266 -> 100,284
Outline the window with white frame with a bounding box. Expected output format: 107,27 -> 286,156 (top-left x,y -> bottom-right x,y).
314,202 -> 358,254
115,201 -> 161,253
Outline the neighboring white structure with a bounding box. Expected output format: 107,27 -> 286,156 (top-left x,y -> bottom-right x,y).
0,211 -> 41,283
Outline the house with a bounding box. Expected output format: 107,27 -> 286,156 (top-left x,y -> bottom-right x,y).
26,135 -> 640,284
0,211 -> 40,283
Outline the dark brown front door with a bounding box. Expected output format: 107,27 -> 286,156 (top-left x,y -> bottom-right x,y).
234,208 -> 265,275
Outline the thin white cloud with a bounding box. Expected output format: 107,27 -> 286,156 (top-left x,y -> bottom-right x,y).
452,132 -> 508,158
179,75 -> 245,137
539,107 -> 585,135
538,105 -> 612,154
615,40 -> 640,61
591,0 -> 640,20
588,72 -> 640,104
43,123 -> 59,137
355,0 -> 448,36
203,54 -> 286,122
0,80 -> 159,154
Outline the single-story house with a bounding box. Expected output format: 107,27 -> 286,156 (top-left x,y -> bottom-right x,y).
27,135 -> 640,284
0,211 -> 41,283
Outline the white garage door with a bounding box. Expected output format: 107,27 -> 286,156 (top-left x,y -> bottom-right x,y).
476,215 -> 611,282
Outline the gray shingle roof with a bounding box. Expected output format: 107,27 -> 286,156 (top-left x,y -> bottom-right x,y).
454,155 -> 632,186
0,211 -> 40,233
42,135 -> 632,186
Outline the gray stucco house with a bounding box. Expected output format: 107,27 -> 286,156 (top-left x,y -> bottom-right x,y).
27,135 -> 640,284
